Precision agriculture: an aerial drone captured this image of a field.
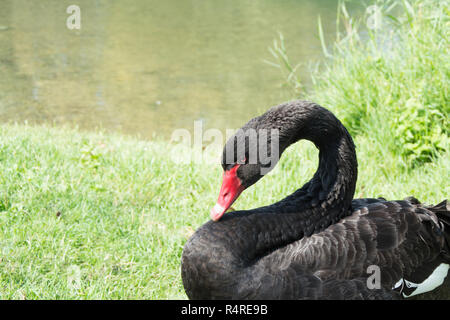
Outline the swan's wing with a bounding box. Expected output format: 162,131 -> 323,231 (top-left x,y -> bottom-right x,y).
351,197 -> 386,210
237,268 -> 400,299
320,277 -> 400,299
290,200 -> 448,293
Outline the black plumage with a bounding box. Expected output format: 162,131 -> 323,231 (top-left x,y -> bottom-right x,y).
181,100 -> 450,299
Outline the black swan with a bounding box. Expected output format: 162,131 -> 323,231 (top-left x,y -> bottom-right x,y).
181,100 -> 450,299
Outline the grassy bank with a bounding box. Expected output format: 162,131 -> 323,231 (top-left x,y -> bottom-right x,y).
0,0 -> 449,299
0,124 -> 448,299
270,0 -> 449,168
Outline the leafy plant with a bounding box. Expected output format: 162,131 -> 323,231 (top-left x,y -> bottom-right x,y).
268,0 -> 449,168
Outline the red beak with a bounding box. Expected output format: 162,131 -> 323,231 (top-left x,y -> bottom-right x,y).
210,165 -> 245,221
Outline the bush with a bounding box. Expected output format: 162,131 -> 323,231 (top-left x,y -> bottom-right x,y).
268,0 -> 449,168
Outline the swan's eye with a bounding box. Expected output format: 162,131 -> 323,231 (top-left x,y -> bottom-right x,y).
237,156 -> 248,165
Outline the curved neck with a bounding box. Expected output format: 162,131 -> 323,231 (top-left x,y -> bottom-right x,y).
182,102 -> 359,299
266,103 -> 358,232
291,129 -> 357,235
225,105 -> 359,262
243,103 -> 358,256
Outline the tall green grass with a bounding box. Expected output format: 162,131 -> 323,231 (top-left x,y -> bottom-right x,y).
268,0 -> 449,168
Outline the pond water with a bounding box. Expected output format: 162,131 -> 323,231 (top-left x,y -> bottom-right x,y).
0,0 -> 357,139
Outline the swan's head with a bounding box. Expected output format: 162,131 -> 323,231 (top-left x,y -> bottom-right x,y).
210,162 -> 268,221
210,121 -> 281,221
210,101 -> 355,221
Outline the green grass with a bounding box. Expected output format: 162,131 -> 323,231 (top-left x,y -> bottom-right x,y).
268,0 -> 449,168
0,124 -> 448,299
0,125 -> 212,299
0,0 -> 448,299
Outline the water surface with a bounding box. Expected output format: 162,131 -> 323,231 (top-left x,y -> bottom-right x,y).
0,0 -> 353,138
